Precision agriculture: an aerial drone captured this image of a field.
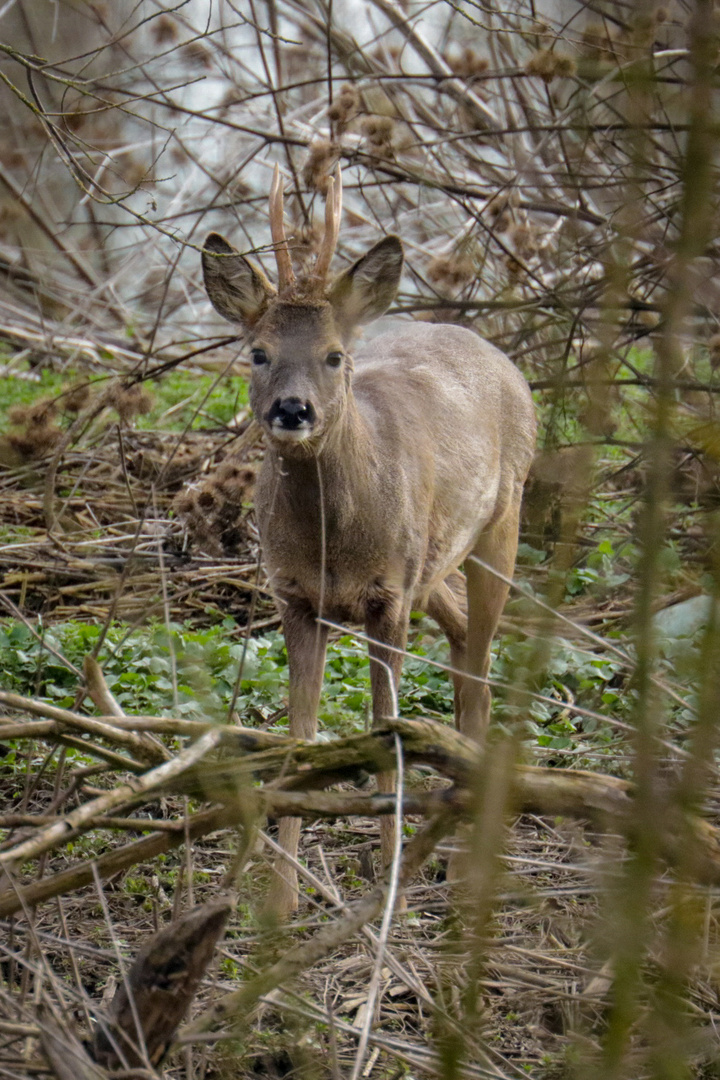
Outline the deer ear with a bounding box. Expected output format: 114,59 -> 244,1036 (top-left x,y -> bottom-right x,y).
327,235 -> 403,332
201,233 -> 276,327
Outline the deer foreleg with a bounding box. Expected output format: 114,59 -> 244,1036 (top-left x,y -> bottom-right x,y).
268,600 -> 328,917
366,595 -> 410,873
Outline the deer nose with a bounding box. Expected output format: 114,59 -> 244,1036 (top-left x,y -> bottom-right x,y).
269,397 -> 316,429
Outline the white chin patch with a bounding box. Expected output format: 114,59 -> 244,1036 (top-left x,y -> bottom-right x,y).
269,424 -> 313,443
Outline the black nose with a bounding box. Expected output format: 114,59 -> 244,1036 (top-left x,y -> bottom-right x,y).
268,397 -> 316,429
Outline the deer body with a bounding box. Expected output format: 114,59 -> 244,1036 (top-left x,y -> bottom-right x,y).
202,167 -> 536,915
257,322 -> 533,629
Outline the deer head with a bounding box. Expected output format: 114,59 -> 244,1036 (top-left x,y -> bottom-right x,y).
201,166 -> 403,452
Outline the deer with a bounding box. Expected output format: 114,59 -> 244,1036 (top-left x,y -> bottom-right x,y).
201,165 -> 537,916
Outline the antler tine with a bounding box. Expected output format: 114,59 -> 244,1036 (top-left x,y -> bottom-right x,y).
313,165 -> 343,286
269,163 -> 295,292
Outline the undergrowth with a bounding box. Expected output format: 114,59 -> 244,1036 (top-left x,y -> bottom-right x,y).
0,361 -> 248,434
0,600 -> 708,769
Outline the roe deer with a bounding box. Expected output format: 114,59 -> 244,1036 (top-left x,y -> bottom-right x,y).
201,166 -> 536,915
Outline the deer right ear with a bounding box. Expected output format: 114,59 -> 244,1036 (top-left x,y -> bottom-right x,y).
201,233 -> 276,327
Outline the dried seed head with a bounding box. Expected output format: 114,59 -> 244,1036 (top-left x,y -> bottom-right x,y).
173,491 -> 196,516
182,42 -> 213,68
428,254 -> 475,290
152,13 -> 179,44
554,55 -> 577,78
114,384 -> 153,424
525,49 -> 576,83
5,419 -> 63,460
302,139 -> 336,194
361,114 -> 394,152
506,254 -> 523,280
215,460 -> 256,492
511,222 -> 539,259
709,333 -> 720,369
328,83 -> 359,135
7,405 -> 28,426
64,383 -> 92,414
447,45 -> 490,79
22,399 -> 58,426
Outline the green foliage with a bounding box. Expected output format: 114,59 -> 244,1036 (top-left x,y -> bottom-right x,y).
0,361 -> 247,434
0,614 -> 633,761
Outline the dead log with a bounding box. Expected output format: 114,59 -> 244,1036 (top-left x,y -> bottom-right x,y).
91,900 -> 233,1069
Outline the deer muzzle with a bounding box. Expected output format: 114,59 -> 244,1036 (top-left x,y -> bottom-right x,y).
266,397 -> 317,441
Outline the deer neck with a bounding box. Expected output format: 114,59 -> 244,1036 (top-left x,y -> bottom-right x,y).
269,394 -> 374,514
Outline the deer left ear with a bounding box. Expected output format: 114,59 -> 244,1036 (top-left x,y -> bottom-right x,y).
327,235 -> 403,333
201,233 -> 276,327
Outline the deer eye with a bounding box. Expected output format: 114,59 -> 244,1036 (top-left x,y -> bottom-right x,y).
326,351 -> 343,368
251,348 -> 269,366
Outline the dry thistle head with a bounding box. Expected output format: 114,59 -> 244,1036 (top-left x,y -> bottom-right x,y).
63,383 -> 92,414
428,254 -> 475,290
3,397 -> 63,462
302,140 -> 336,194
152,13 -> 179,44
328,83 -> 359,135
361,115 -> 394,154
447,45 -> 490,79
113,383 -> 154,425
505,254 -> 524,281
12,399 -> 59,427
525,49 -> 576,83
4,426 -> 62,460
510,222 -> 539,259
708,333 -> 720,369
214,460 -> 256,499
172,461 -> 254,557
197,488 -> 218,512
182,42 -> 213,68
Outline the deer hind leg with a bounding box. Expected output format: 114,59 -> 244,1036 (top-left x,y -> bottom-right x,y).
459,501 -> 522,743
426,571 -> 468,728
267,601 -> 328,919
366,595 -> 411,875
444,503 -> 522,882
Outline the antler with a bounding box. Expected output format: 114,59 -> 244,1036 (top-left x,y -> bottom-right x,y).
269,164 -> 296,292
313,165 -> 343,286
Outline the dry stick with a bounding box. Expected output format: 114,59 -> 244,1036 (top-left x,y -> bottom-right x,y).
0,730 -> 222,869
3,755 -> 718,920
42,387 -> 118,533
0,164 -> 101,292
83,657 -> 170,763
259,826 -> 436,1012
182,810 -> 456,1039
0,804 -> 241,919
0,691 -> 167,765
4,718 -> 720,910
350,731 -> 404,1080
0,790 -> 436,920
366,0 -> 499,132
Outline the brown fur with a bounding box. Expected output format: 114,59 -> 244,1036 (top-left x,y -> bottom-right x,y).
202,226 -> 536,916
